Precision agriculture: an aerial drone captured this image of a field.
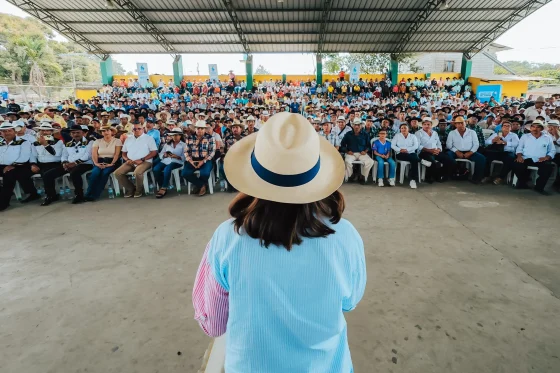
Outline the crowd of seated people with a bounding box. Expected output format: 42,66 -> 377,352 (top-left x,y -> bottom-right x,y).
0,83 -> 559,212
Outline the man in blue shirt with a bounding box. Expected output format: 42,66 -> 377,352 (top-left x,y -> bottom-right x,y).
290,101 -> 300,113
341,119 -> 374,184
512,121 -> 556,195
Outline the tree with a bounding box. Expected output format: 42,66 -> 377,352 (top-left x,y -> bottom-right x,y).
0,13 -> 124,86
112,60 -> 126,75
322,53 -> 419,74
495,60 -> 560,89
254,64 -> 271,74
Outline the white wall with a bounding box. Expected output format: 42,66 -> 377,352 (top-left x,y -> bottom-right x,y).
408,52 -> 496,77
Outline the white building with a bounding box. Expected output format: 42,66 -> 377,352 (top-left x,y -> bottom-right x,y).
405,43 -> 512,77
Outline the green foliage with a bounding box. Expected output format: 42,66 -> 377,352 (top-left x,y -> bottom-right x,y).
322,53 -> 419,74
494,60 -> 560,89
112,60 -> 126,75
0,13 -> 125,85
254,64 -> 271,74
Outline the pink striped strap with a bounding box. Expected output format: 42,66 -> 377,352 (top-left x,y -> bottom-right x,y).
192,242 -> 229,337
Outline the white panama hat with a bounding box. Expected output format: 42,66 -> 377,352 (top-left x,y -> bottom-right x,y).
224,112 -> 344,204
195,120 -> 208,128
0,121 -> 17,130
34,122 -> 56,131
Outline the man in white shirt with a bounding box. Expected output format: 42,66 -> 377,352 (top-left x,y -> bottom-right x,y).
523,96 -> 549,122
45,125 -> 93,204
512,121 -> 556,195
481,120 -> 519,185
0,121 -> 39,211
446,117 -> 486,183
416,118 -> 454,182
114,123 -> 158,198
332,116 -> 351,144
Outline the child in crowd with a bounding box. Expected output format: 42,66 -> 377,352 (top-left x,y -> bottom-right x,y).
372,129 -> 396,187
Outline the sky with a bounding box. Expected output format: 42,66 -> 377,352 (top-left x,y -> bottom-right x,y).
2,0 -> 559,75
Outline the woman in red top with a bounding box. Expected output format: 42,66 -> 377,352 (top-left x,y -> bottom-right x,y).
338,70 -> 345,81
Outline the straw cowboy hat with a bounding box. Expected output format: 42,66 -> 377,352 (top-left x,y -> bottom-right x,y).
224,112 -> 345,204
156,111 -> 170,120
233,119 -> 246,129
195,120 -> 208,128
100,125 -> 117,134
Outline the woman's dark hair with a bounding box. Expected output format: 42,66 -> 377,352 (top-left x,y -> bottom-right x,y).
229,191 -> 345,251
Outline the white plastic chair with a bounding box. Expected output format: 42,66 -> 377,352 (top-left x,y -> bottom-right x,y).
215,158 -> 228,191
343,158 -> 367,182
31,173 -> 65,197
115,169 -> 156,195
488,160 -> 513,183
0,177 -> 23,201
371,160 -> 389,182
396,159 -> 423,184
512,166 -> 539,187
170,166 -> 184,193
187,166 -> 215,195
62,170 -> 92,192
456,158 -> 475,179
482,129 -> 494,140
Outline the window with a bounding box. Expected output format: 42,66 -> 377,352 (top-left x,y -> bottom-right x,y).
444,61 -> 455,72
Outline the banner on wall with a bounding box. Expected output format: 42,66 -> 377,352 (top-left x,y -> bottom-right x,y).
136,63 -> 149,87
349,63 -> 360,83
476,84 -> 502,103
208,64 -> 219,81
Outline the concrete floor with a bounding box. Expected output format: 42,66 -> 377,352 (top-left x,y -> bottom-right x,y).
1,182 -> 559,373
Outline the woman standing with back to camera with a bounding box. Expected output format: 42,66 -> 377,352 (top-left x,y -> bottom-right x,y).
193,112 -> 366,373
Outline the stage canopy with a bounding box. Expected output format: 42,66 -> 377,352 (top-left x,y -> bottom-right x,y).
6,0 -> 552,59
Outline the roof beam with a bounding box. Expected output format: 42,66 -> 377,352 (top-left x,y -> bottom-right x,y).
392,0 -> 448,55
41,7 -> 524,13
64,19 -> 507,25
80,31 -> 489,36
109,0 -> 177,58
221,0 -> 250,53
96,41 -> 480,46
5,0 -> 109,58
463,0 -> 553,58
105,49 -> 473,55
317,0 -> 334,54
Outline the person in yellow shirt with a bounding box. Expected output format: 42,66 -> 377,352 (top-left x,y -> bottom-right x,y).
34,106 -> 67,128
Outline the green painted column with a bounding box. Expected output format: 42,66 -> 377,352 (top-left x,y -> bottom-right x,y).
100,56 -> 113,85
390,55 -> 399,86
245,54 -> 253,91
316,54 -> 323,84
173,55 -> 183,87
461,53 -> 472,81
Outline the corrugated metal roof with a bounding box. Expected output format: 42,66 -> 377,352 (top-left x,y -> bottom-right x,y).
11,0 -> 553,55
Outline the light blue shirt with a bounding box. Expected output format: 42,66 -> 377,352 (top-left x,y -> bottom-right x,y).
517,133 -> 556,162
146,128 -> 161,147
485,132 -> 519,153
207,218 -> 366,373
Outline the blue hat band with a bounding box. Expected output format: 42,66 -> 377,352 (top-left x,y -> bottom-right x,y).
250,150 -> 320,187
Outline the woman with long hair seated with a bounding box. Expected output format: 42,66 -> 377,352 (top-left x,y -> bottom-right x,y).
192,112 -> 366,373
84,125 -> 122,201
153,128 -> 185,198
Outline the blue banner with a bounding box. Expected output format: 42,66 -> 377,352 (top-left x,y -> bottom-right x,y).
136,63 -> 149,87
476,84 -> 502,103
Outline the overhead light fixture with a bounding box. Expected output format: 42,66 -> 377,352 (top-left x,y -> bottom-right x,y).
278,0 -> 284,3
106,0 -> 115,9
439,0 -> 449,10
